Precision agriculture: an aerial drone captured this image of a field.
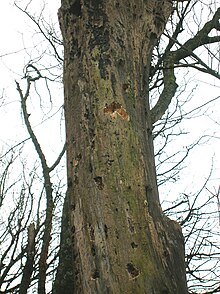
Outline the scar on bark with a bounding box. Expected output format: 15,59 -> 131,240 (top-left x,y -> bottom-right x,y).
127,216 -> 135,233
104,101 -> 130,121
126,263 -> 140,279
70,0 -> 81,17
91,269 -> 100,280
94,176 -> 104,190
89,224 -> 95,241
131,241 -> 138,249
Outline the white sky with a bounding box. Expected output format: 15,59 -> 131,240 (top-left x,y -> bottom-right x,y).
0,0 -> 64,165
0,0 -> 220,201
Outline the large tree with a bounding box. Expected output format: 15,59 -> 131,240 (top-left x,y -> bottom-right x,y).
54,1 -> 194,293
1,0 -> 219,293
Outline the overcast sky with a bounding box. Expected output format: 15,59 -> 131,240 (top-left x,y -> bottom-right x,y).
1,0 -> 220,204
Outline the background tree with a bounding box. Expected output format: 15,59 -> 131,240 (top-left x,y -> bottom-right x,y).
0,2 -> 65,292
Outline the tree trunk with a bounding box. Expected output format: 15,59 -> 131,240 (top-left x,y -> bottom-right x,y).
55,0 -> 188,293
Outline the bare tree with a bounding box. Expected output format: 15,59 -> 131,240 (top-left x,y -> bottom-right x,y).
0,0 -> 220,293
163,170 -> 220,293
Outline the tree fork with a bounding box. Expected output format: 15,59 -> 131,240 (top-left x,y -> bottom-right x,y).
55,0 -> 188,293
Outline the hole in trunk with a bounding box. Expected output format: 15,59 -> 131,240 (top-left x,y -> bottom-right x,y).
126,263 -> 140,279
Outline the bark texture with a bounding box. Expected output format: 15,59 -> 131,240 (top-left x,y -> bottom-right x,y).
55,0 -> 188,293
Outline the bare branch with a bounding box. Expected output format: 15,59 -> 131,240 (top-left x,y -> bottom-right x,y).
14,2 -> 63,63
19,223 -> 36,294
151,53 -> 178,124
173,7 -> 220,61
16,78 -> 54,294
49,143 -> 66,173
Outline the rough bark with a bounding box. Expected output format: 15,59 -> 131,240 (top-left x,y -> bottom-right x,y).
54,0 -> 188,293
